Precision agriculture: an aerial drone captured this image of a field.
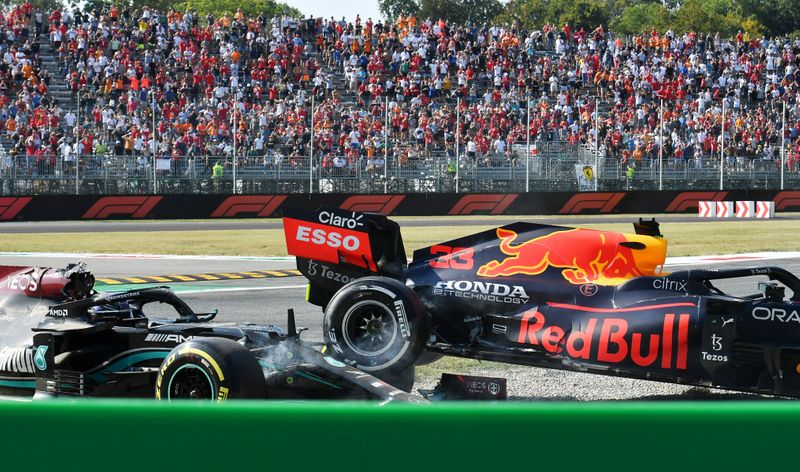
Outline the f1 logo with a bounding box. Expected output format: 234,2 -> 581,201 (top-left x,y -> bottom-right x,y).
448,194 -> 517,215
82,196 -> 163,219
773,191 -> 800,211
338,195 -> 405,215
665,192 -> 728,212
211,195 -> 287,218
0,197 -> 32,220
559,193 -> 625,214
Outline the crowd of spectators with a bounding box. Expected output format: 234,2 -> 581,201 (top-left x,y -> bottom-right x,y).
1,3 -> 57,175
4,3 -> 800,179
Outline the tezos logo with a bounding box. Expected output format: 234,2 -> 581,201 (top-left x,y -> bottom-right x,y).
307,261 -> 352,284
34,345 -> 48,371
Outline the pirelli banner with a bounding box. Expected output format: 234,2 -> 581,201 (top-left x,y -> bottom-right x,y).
1,190 -> 800,221
0,401 -> 797,471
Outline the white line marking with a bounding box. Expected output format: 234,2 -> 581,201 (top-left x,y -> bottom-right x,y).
0,252 -> 294,262
149,285 -> 306,295
664,252 -> 800,267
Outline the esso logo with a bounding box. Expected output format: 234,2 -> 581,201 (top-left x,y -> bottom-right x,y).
296,225 -> 360,251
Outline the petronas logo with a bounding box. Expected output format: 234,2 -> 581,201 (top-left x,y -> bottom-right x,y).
34,345 -> 48,371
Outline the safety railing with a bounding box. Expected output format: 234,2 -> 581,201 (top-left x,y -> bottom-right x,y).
1,152 -> 798,195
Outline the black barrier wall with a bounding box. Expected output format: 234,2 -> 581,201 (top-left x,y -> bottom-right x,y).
1,190 -> 798,221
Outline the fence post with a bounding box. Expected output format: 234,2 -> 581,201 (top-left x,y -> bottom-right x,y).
104,156 -> 108,194
436,154 -> 440,193
720,99 -> 725,190
309,94 -> 314,194
526,93 -> 530,192
384,95 -> 389,194
781,100 -> 786,190
455,97 -> 460,194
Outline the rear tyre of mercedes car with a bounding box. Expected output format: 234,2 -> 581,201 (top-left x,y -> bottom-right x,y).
324,277 -> 428,381
155,337 -> 266,400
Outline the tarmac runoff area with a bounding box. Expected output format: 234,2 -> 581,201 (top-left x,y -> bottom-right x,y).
1,251 -> 799,400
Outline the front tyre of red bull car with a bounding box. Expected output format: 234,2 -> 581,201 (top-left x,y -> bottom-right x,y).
323,276 -> 429,391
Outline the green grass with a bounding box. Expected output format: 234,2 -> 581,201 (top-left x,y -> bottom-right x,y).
1,218 -> 798,257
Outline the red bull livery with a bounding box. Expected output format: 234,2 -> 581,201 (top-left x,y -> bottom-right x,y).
476,227 -> 666,284
285,206 -> 800,398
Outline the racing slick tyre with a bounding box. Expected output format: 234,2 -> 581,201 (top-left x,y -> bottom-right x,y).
155,337 -> 266,400
324,276 -> 428,378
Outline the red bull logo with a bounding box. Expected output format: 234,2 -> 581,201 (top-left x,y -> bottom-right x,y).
477,228 -> 665,286
514,309 -> 690,370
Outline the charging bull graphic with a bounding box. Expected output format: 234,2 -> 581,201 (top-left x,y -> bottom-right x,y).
477,228 -> 665,285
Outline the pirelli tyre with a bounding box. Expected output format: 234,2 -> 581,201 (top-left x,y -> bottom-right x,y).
155,337 -> 266,400
324,276 -> 428,377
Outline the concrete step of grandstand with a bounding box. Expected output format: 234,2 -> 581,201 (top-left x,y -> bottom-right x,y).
38,35 -> 78,114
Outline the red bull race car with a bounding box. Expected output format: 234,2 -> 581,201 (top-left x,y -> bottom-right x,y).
284,206 -> 800,398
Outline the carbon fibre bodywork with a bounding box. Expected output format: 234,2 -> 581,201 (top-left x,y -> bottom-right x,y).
287,206 -> 800,398
0,265 -> 422,402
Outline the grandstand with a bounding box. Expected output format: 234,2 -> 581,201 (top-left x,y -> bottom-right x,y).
1,4 -> 798,195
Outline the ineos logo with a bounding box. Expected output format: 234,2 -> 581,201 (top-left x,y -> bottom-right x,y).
0,269 -> 41,292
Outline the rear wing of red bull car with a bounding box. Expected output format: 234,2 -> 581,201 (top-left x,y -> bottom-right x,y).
282,206 -> 407,306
